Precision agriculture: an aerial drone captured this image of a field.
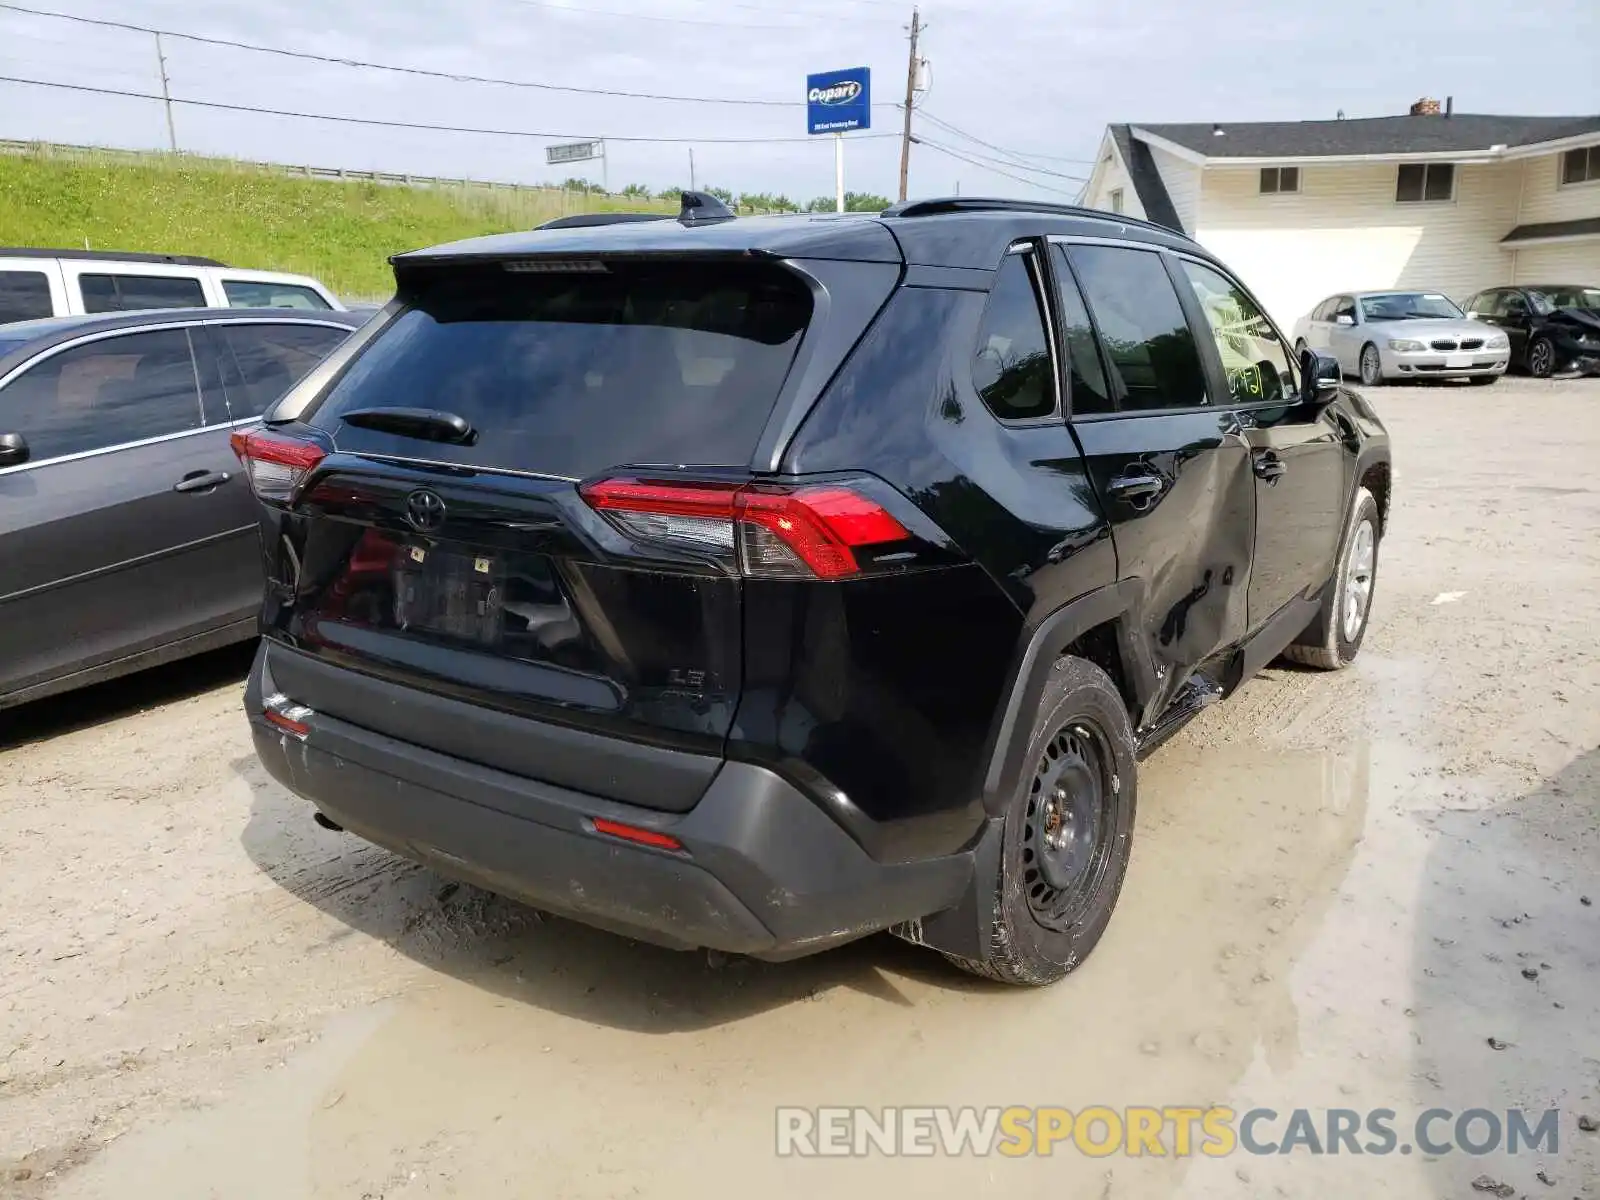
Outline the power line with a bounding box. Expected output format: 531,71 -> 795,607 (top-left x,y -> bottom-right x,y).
916,109 -> 1096,166
913,137 -> 1083,197
0,74 -> 903,144
915,132 -> 1089,183
0,2 -> 901,109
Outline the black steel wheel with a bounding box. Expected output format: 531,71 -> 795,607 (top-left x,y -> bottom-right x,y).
1023,721 -> 1117,933
945,656 -> 1137,987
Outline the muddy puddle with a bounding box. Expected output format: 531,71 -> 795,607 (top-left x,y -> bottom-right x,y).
47,739 -> 1433,1200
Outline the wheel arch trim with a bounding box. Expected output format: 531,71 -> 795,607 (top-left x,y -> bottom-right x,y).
979,579 -> 1155,818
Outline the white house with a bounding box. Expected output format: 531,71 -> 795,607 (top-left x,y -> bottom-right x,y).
1078,101 -> 1600,329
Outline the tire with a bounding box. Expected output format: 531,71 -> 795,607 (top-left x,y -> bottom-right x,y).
1527,336 -> 1555,379
1284,487 -> 1380,670
1358,343 -> 1383,386
945,657 -> 1137,986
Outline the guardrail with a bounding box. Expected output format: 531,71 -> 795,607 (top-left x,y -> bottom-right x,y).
0,138 -> 594,198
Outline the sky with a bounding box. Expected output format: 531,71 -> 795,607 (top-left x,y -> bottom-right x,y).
1,0 -> 1596,205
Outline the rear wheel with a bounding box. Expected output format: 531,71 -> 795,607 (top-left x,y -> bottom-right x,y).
945,657 -> 1136,986
1359,343 -> 1383,386
1284,487 -> 1379,670
1528,336 -> 1556,378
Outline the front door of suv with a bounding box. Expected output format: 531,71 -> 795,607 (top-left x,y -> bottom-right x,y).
1175,258 -> 1350,643
1053,241 -> 1255,724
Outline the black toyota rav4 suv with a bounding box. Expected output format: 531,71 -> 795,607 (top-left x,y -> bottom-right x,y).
237,195 -> 1390,986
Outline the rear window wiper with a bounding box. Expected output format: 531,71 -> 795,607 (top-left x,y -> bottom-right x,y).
339,407 -> 477,446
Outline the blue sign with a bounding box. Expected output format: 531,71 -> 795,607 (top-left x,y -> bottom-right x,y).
807,67 -> 871,135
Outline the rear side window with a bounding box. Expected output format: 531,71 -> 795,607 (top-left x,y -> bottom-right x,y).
971,251 -> 1055,421
0,328 -> 204,460
219,323 -> 347,418
0,270 -> 53,324
1051,248 -> 1113,415
80,273 -> 207,314
1067,245 -> 1208,411
311,261 -> 812,477
223,280 -> 331,310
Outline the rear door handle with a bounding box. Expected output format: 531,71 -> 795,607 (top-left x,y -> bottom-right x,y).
174,469 -> 231,494
1108,470 -> 1166,507
1252,452 -> 1286,483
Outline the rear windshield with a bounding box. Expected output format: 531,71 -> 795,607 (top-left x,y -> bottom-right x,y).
308,260 -> 812,477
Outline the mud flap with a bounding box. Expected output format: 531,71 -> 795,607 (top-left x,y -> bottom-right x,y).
890,817 -> 1004,961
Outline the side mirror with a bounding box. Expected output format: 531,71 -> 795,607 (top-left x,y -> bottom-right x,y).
1334,314 -> 1355,327
1300,349 -> 1341,404
0,432 -> 28,467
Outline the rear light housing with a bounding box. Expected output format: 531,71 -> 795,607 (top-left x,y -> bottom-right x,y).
230,428 -> 327,503
581,477 -> 911,580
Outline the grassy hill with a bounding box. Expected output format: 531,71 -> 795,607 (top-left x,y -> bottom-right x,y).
0,147 -> 671,301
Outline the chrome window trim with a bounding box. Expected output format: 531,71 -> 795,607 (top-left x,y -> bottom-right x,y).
0,317 -> 351,477
351,451 -> 579,485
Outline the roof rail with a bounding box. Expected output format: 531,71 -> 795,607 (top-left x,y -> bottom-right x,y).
535,212 -> 673,231
0,247 -> 228,266
880,196 -> 1175,236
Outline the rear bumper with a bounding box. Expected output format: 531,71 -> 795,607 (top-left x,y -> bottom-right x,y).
246,643 -> 974,959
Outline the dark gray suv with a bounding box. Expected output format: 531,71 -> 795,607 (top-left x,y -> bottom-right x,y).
0,307 -> 360,709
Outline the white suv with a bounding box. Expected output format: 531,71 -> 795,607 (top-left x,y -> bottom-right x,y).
0,248 -> 344,324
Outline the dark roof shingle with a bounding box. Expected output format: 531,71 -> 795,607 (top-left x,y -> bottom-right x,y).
1132,114 -> 1600,159
1110,125 -> 1185,233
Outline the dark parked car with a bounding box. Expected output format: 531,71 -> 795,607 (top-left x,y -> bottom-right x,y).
1464,283 -> 1600,377
237,195 -> 1391,986
0,307 -> 361,710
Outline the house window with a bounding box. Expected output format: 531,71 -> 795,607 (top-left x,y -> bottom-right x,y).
1259,166 -> 1300,194
1109,188 -> 1124,213
1562,146 -> 1600,186
1396,163 -> 1455,202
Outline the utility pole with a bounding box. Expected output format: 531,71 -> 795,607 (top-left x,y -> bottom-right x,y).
154,32 -> 177,152
897,5 -> 921,203
689,147 -> 696,190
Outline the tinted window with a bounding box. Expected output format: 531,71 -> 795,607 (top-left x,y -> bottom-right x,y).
0,270 -> 53,324
1067,245 -> 1207,411
79,273 -> 207,314
220,323 -> 347,418
223,280 -> 332,310
1051,247 -> 1113,415
972,252 -> 1055,421
310,261 -> 811,477
1180,261 -> 1296,405
0,328 -> 204,460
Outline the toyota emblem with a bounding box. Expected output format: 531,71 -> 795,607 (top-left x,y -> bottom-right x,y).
405,489 -> 446,533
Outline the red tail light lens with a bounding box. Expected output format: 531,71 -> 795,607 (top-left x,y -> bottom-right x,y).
581,478 -> 909,580
230,429 -> 326,503
591,817 -> 685,853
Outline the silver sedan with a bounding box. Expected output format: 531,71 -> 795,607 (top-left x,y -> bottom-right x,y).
1291,291 -> 1510,386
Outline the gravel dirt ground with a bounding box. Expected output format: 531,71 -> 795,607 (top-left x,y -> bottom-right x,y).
2,377 -> 1597,1199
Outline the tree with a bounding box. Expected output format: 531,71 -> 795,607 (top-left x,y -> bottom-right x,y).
804,196 -> 835,212
620,183 -> 652,199
844,191 -> 890,212
560,176 -> 600,194
706,186 -> 735,206
655,186 -> 685,201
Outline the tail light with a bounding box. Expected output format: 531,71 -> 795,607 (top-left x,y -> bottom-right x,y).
230,429 -> 326,503
581,477 -> 909,580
